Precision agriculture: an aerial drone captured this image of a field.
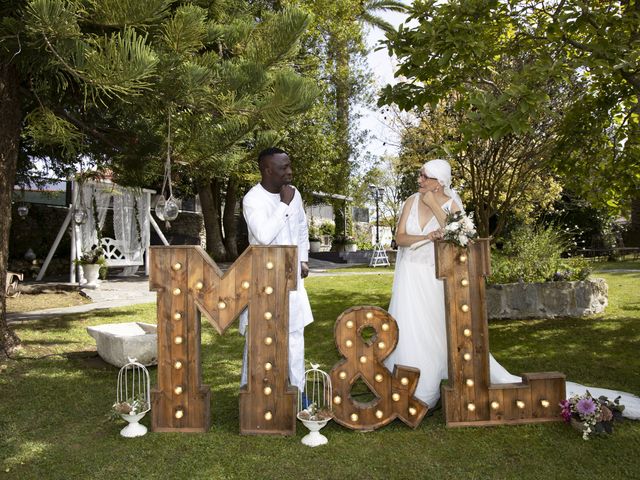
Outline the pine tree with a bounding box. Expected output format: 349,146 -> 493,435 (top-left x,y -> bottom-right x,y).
0,0 -> 318,355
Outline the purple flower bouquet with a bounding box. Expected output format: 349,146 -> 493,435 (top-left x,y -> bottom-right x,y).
560,391 -> 625,440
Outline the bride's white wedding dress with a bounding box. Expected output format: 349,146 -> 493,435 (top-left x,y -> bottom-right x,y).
384,193 -> 640,419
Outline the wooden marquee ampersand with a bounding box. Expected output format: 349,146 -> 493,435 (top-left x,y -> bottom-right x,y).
435,239 -> 566,427
149,245 -> 298,435
329,306 -> 428,430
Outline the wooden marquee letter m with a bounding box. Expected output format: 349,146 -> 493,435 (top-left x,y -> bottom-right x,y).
149,245 -> 298,434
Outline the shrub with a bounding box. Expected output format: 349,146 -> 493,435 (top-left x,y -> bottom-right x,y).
319,221 -> 335,237
308,224 -> 320,242
488,224 -> 591,284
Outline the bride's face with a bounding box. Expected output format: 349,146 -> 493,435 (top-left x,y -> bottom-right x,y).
418,171 -> 439,193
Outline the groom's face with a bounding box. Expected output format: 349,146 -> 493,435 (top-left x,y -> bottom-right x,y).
264,153 -> 293,187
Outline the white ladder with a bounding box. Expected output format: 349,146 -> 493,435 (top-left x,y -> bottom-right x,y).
369,243 -> 390,267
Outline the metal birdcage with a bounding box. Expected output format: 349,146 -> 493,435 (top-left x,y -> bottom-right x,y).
114,358 -> 151,438
297,363 -> 333,447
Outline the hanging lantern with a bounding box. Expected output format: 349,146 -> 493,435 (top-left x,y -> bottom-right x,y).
73,207 -> 88,225
74,179 -> 89,225
163,196 -> 179,221
155,196 -> 166,221
17,204 -> 29,218
156,110 -> 180,223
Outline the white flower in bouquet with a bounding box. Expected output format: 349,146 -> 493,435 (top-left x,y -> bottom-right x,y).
442,211 -> 478,248
445,221 -> 460,232
462,215 -> 476,234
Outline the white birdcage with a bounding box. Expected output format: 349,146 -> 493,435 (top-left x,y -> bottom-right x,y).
114,358 -> 151,438
297,363 -> 333,447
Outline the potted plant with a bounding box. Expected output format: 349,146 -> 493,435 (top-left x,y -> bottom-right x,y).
74,246 -> 107,287
308,225 -> 322,253
332,235 -> 357,253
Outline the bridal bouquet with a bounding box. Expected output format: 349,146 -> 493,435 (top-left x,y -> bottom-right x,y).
560,391 -> 624,440
443,211 -> 477,247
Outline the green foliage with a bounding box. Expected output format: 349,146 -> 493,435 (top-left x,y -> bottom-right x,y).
395,100 -> 564,238
23,107 -> 84,158
72,246 -> 106,266
23,1 -> 159,100
489,224 -> 591,284
379,0 -> 640,219
543,191 -> 630,252
318,221 -> 335,237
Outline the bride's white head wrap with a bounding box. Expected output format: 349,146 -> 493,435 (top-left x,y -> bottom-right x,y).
421,159 -> 464,212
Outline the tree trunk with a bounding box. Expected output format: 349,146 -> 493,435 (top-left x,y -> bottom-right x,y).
223,178 -> 239,260
0,63 -> 22,358
198,179 -> 228,262
330,35 -> 352,237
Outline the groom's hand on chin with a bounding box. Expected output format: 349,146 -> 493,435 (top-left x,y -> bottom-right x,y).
280,185 -> 294,205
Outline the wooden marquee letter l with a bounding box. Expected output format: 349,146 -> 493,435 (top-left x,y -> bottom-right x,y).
149,245 -> 298,434
436,239 -> 566,427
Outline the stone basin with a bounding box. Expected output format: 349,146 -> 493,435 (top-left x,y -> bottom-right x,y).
86,322 -> 157,367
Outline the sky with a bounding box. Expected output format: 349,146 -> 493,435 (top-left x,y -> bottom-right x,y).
358,9 -> 411,161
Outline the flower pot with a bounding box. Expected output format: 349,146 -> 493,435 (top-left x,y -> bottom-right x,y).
119,412 -> 148,438
309,240 -> 322,253
297,412 -> 330,447
81,264 -> 101,288
345,243 -> 357,253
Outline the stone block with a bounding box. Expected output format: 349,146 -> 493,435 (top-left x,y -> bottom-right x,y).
487,278 -> 608,320
87,322 -> 157,367
538,282 -> 575,318
504,283 -> 538,316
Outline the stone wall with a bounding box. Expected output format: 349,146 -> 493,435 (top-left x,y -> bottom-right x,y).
486,278 -> 608,320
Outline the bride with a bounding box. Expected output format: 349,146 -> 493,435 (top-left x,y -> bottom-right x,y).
383,159 -> 640,420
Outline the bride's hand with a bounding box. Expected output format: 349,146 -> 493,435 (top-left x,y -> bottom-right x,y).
427,229 -> 444,241
421,189 -> 439,208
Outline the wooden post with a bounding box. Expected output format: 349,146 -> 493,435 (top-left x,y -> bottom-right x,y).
149,245 -> 297,434
436,239 -> 566,427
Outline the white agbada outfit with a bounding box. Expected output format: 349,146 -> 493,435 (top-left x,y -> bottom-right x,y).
384,159 -> 640,418
239,183 -> 313,391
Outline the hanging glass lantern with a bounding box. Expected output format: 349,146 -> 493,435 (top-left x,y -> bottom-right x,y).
163,196 -> 179,221
74,178 -> 89,225
155,196 -> 166,220
73,207 -> 88,225
17,204 -> 29,218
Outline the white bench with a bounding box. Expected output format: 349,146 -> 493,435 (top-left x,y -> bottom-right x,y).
99,238 -> 144,272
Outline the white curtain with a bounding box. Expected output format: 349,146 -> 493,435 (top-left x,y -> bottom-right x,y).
112,186 -> 150,264
74,181 -> 150,275
77,182 -> 111,255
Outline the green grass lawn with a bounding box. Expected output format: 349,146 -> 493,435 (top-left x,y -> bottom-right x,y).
1,271 -> 639,479
591,260 -> 640,271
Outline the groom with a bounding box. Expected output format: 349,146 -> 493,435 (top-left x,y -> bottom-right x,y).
239,147 -> 314,394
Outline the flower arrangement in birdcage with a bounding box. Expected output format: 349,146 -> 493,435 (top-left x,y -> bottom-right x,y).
297,402 -> 332,422
110,394 -> 149,419
112,358 -> 151,438
560,391 -> 625,440
442,211 -> 478,248
297,363 -> 333,447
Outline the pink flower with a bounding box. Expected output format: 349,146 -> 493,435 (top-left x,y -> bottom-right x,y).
559,400 -> 572,421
